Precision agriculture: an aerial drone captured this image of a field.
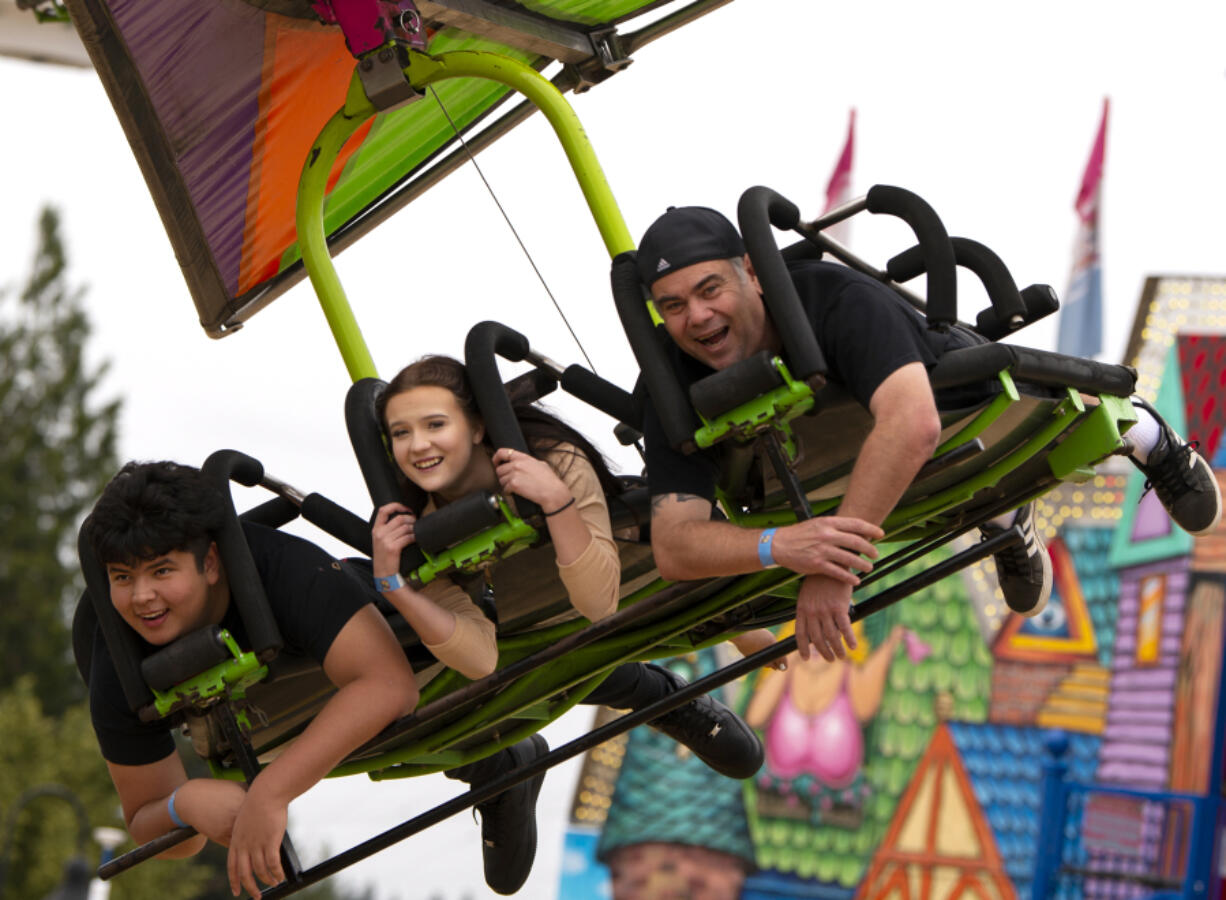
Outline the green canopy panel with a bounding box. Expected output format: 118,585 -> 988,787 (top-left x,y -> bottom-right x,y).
62,0 -> 726,336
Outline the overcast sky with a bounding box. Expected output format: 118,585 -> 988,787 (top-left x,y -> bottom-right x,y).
3,1 -> 1225,897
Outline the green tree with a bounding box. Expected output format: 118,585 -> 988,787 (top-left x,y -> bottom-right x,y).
0,206 -> 120,714
0,677 -> 213,900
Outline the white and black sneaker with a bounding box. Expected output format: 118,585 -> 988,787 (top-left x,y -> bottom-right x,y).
980,502 -> 1052,617
1134,422 -> 1222,536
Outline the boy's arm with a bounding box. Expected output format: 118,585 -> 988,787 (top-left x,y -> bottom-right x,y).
105,753 -> 210,858
226,604 -> 417,896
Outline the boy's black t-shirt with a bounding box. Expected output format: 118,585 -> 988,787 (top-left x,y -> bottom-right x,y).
87,522 -> 374,766
643,260 -> 992,501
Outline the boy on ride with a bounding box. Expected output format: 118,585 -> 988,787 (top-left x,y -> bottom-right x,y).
78,460 -> 534,897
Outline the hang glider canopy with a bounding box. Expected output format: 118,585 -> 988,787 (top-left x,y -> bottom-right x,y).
62,0 -> 728,337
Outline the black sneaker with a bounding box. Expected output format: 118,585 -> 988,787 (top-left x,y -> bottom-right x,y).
473,735 -> 547,895
647,664 -> 764,779
980,502 -> 1051,617
1135,424 -> 1222,536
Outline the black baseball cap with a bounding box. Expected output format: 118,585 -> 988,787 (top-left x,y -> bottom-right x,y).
636,206 -> 746,287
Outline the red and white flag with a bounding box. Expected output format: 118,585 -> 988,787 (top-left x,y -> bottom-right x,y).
1057,98 -> 1108,358
821,108 -> 856,245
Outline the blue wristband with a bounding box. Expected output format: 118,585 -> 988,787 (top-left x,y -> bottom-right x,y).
167,787 -> 188,828
757,528 -> 777,569
374,572 -> 406,592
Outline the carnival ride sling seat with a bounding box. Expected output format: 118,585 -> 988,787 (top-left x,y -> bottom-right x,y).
610,183 -> 1139,634
55,1 -> 1146,891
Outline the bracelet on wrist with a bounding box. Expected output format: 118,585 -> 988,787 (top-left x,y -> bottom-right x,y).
374,572 -> 407,592
757,527 -> 778,569
168,787 -> 188,828
543,497 -> 576,517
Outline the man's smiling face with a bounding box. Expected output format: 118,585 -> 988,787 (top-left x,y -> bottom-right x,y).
650,255 -> 772,370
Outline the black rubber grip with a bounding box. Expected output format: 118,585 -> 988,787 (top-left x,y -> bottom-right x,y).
1021,283 -> 1060,319
737,186 -> 826,380
240,496 -> 300,530
415,491 -> 502,555
560,365 -> 638,426
202,449 -> 264,487
867,185 -> 957,328
301,493 -> 372,556
201,450 -> 282,662
610,251 -> 698,452
141,626 -> 230,692
977,282 -> 1060,340
345,378 -> 423,511
689,351 -> 783,420
504,369 -> 558,406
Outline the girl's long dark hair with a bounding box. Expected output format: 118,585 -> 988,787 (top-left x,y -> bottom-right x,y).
377,355 -> 624,498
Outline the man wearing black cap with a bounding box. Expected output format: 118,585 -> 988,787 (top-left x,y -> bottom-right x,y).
636,206 -> 1221,663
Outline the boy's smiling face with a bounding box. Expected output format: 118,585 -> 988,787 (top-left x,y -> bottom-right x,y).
105,544 -> 225,645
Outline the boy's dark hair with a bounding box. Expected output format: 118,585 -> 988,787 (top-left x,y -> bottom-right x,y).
85,460 -> 227,569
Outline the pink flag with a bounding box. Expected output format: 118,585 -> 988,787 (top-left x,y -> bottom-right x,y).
1057,98 -> 1108,358
822,108 -> 856,245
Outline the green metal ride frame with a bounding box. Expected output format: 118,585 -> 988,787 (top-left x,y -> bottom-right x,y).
190,47 -> 1142,784
297,49 -> 635,382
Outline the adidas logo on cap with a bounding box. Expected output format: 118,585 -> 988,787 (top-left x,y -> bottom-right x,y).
656,258 -> 670,272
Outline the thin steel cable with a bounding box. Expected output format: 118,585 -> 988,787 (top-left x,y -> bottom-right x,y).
430,86 -> 598,373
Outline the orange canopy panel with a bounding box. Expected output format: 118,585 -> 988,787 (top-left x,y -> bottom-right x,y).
64,0 -> 684,335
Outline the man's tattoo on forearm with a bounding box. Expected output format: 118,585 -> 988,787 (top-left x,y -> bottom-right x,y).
651,492 -> 707,515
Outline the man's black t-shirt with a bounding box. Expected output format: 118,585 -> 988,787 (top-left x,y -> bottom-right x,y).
643,260 -> 991,500
86,522 -> 374,766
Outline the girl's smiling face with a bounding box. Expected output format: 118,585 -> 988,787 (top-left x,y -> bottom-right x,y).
384,385 -> 493,501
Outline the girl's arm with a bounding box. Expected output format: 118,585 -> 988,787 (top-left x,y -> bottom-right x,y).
539,447 -> 622,622
492,445 -> 620,622
372,502 -> 497,679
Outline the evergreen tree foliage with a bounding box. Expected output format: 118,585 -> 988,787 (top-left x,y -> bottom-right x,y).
0,206 -> 120,714
0,677 -> 213,899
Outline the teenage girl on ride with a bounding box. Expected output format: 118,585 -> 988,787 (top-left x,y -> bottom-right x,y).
365,355 -> 763,894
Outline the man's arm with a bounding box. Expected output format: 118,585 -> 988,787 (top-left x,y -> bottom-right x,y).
649,493 -> 882,583
796,362 -> 941,660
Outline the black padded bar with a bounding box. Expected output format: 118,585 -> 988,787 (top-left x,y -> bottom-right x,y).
200,451 -> 282,662
300,493 -> 373,556
1020,283 -> 1060,322
464,321 -> 531,455
239,496 -> 301,530
560,364 -> 638,426
140,626 -> 230,693
892,237 -> 1026,339
505,368 -> 558,406
928,343 -> 1137,397
345,378 -> 426,512
414,491 -> 503,556
610,251 -> 699,452
689,350 -> 782,421
464,321 -> 541,519
949,238 -> 1025,334
77,527 -> 153,713
737,186 -> 827,381
868,185 -> 957,328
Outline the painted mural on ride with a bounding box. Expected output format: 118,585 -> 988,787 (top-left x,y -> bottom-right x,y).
560,275 -> 1226,900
